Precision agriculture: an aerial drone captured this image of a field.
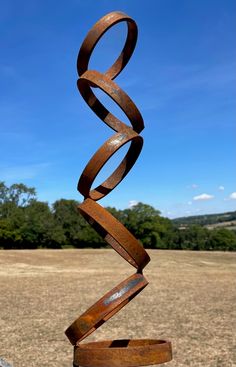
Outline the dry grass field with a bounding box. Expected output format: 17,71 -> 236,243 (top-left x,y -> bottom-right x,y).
0,249 -> 235,367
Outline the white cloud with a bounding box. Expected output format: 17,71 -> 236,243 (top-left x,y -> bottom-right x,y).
218,185 -> 225,191
187,201 -> 192,205
193,193 -> 214,201
224,192 -> 236,201
128,200 -> 138,208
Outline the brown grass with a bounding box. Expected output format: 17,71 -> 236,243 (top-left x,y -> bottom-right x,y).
0,249 -> 236,367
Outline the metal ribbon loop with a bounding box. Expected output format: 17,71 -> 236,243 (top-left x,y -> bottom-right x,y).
66,11 -> 172,367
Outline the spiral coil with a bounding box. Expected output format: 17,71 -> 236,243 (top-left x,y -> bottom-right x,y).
65,11 -> 172,367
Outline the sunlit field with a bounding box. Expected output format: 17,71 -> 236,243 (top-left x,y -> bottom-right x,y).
0,249 -> 235,367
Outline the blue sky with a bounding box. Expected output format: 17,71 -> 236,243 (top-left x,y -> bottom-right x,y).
1,0 -> 235,218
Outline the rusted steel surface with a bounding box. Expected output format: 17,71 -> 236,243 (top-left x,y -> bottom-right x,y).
66,11 -> 172,367
79,198 -> 150,270
66,273 -> 148,346
74,339 -> 172,367
77,129 -> 143,200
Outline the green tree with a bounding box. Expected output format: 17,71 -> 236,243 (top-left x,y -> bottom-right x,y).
53,199 -> 81,246
0,182 -> 33,248
177,225 -> 210,250
0,182 -> 36,208
207,228 -> 236,251
119,202 -> 173,249
53,199 -> 104,248
0,209 -> 23,248
20,200 -> 64,248
0,182 -> 61,249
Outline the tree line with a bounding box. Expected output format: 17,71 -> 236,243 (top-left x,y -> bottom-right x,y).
1,182 -> 236,251
173,211 -> 236,226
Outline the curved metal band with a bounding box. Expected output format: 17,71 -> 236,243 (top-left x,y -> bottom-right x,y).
74,339 -> 172,367
77,130 -> 143,200
79,198 -> 150,270
65,273 -> 148,345
77,70 -> 144,133
67,10 -> 172,367
77,11 -> 138,79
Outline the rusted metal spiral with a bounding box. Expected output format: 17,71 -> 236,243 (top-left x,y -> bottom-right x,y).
65,11 -> 172,367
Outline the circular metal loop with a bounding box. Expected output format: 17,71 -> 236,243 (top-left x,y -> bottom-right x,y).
65,273 -> 148,345
77,129 -> 143,201
77,70 -> 144,133
79,198 -> 150,270
67,10 -> 172,367
74,339 -> 172,367
77,11 -> 138,79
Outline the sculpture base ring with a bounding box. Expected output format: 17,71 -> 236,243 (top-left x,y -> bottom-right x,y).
74,339 -> 172,367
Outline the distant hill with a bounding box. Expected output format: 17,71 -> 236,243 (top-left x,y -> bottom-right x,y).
172,211 -> 236,229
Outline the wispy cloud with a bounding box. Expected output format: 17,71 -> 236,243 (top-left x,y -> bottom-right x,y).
218,185 -> 225,191
195,208 -> 202,212
160,63 -> 236,94
185,210 -> 192,215
193,193 -> 214,201
140,62 -> 236,111
1,163 -> 50,181
186,184 -> 198,190
128,200 -> 138,208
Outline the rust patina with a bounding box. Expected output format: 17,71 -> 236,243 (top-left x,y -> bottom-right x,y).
65,11 -> 172,367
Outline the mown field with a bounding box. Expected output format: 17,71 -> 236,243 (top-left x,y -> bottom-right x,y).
0,249 -> 235,367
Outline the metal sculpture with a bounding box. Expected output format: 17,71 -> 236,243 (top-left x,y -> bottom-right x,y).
65,11 -> 172,367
